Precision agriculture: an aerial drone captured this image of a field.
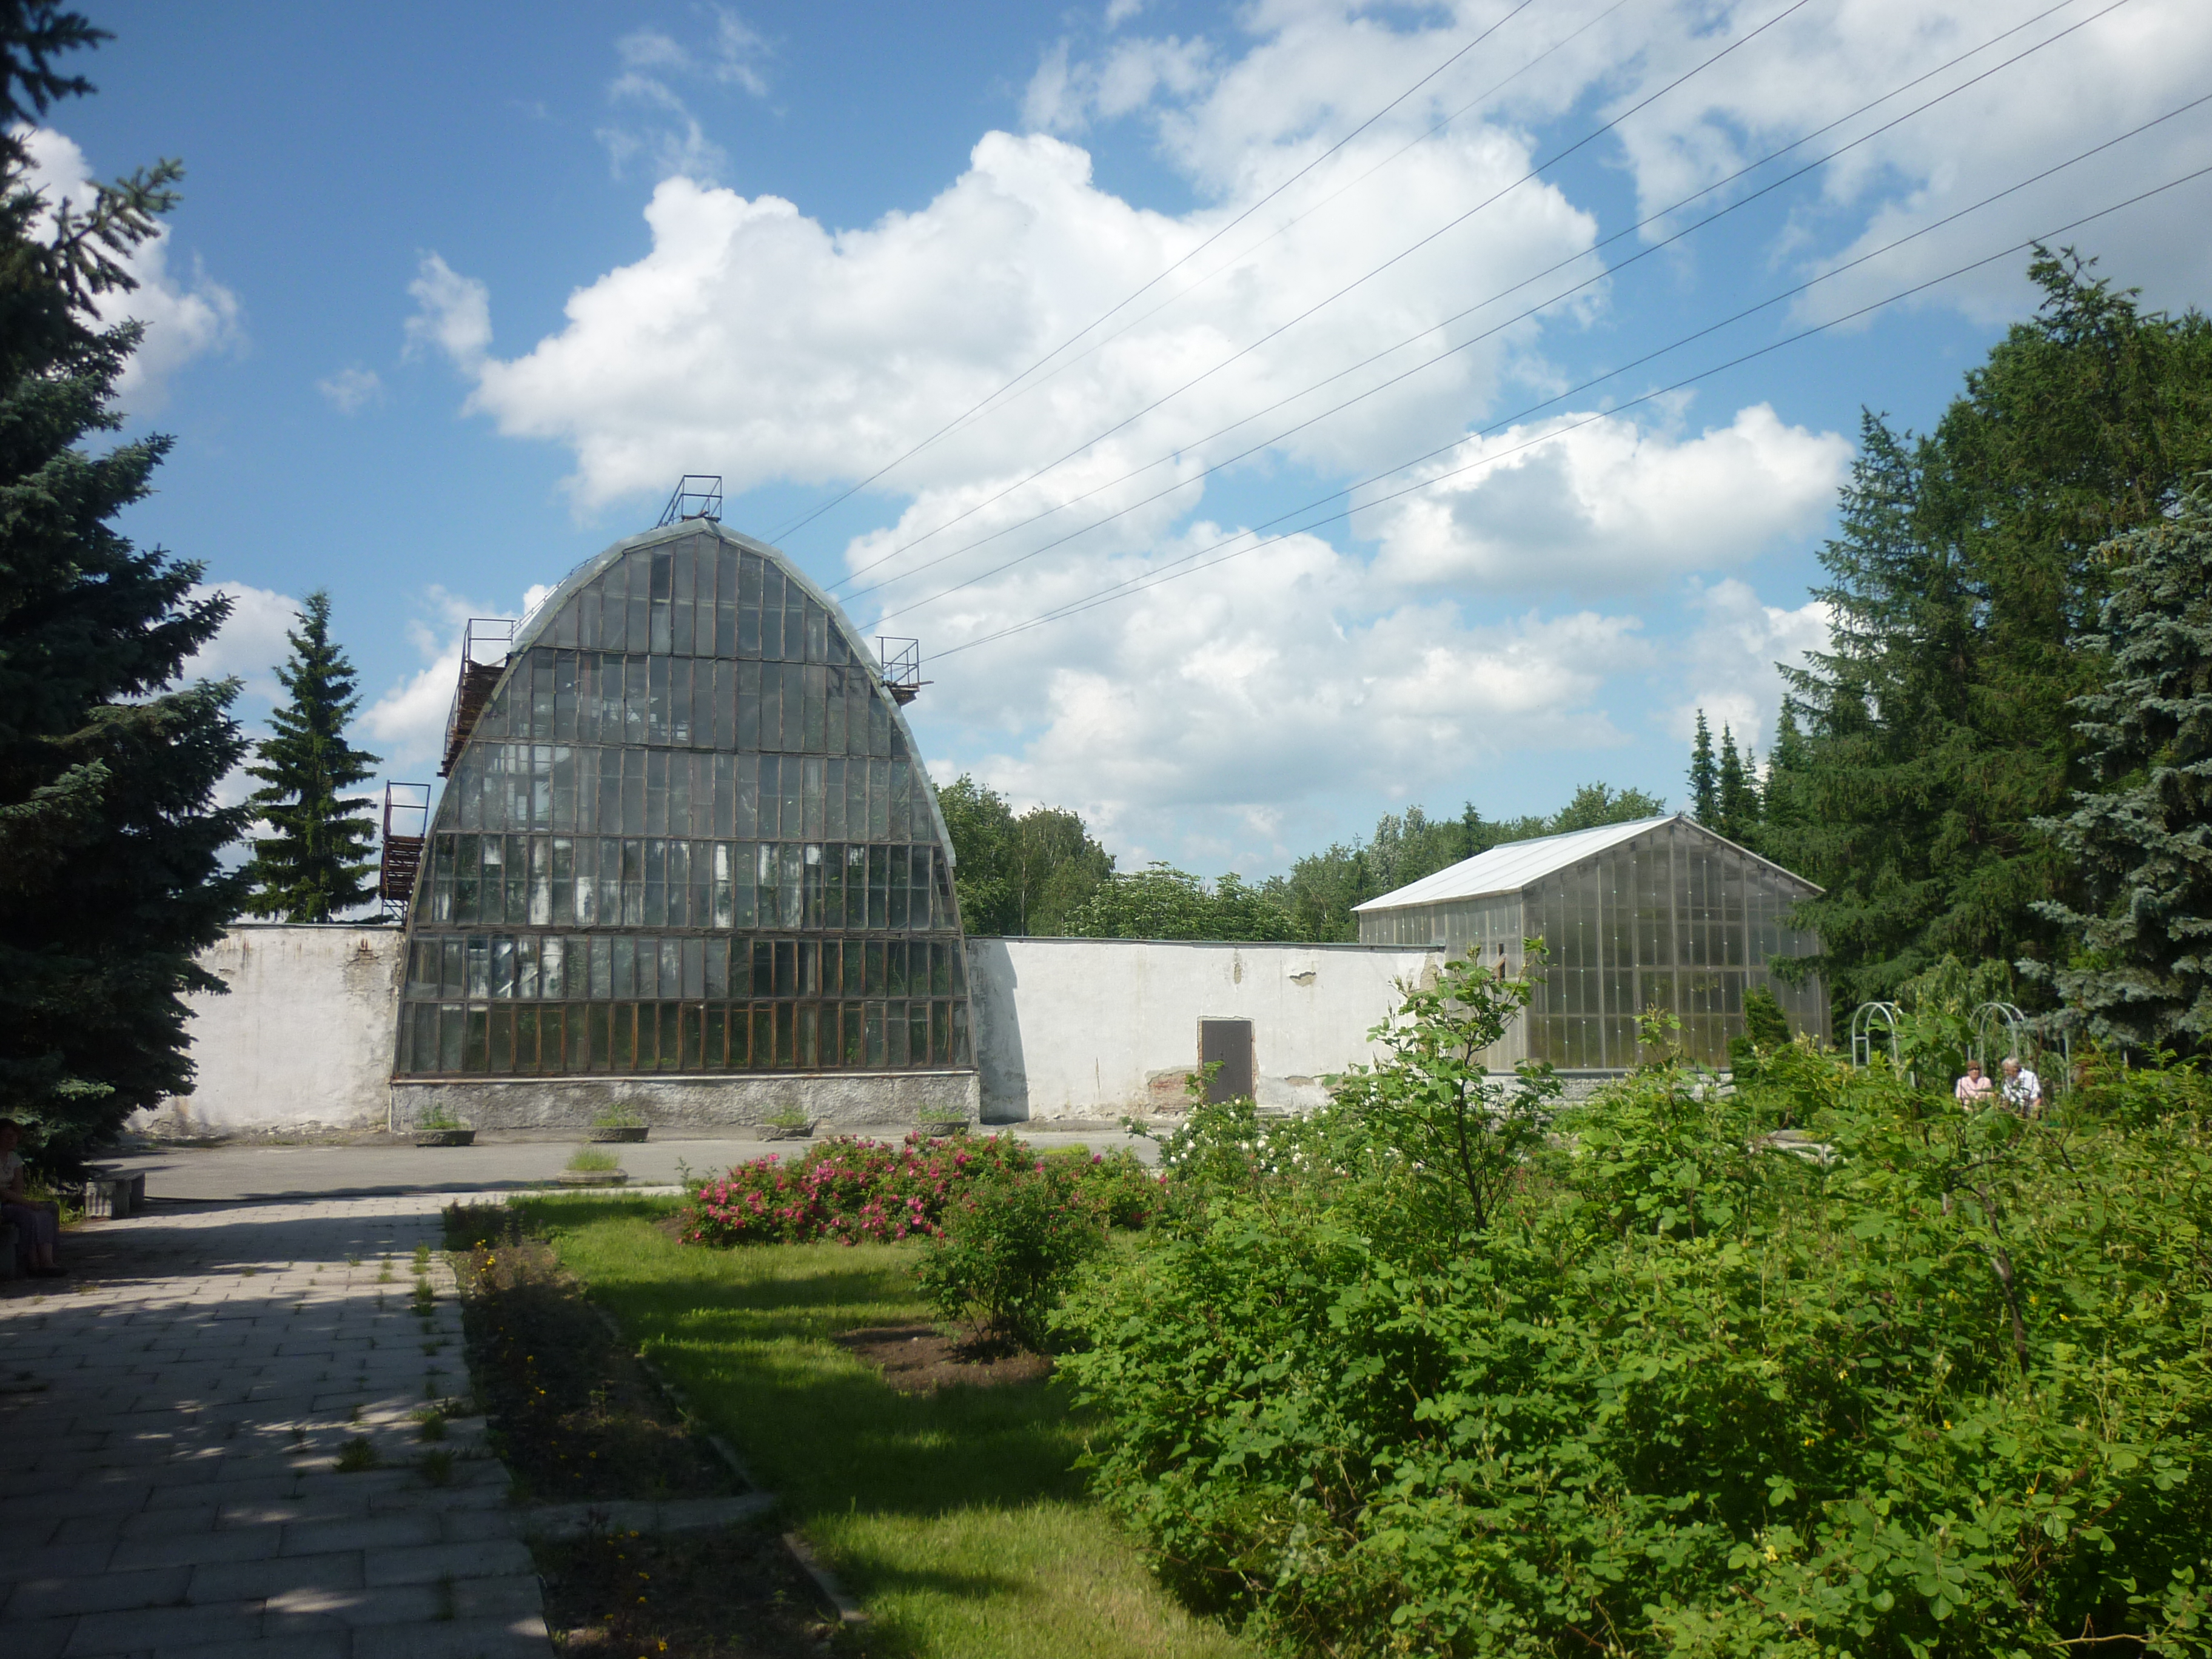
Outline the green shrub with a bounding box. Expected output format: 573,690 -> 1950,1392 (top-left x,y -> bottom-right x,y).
1057,970 -> 2212,1659
913,1157 -> 1106,1351
2071,1043 -> 2212,1128
564,1145 -> 620,1173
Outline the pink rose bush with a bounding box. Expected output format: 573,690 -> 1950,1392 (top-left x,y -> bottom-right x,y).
677,1133 -> 1166,1247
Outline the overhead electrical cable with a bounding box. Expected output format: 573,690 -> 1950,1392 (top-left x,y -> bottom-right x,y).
762,0 -> 1550,545
821,0 -> 1822,588
934,159 -> 2212,659
857,0 -> 2144,619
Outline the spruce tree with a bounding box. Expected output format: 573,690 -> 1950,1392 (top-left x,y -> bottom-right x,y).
1688,710 -> 1718,823
1716,725 -> 1758,841
2029,490 -> 2212,1054
0,8 -> 249,1148
241,591 -> 381,921
1761,250 -> 2212,1010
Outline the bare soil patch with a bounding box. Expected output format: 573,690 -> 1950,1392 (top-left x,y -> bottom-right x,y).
833,1322 -> 1054,1394
445,1203 -> 729,1503
538,1525 -> 846,1658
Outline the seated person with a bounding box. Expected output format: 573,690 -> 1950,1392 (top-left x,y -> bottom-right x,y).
1954,1061 -> 1994,1109
0,1119 -> 64,1278
1999,1057 -> 2044,1118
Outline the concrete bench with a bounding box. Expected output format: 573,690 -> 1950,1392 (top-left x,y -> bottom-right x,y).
82,1170 -> 146,1219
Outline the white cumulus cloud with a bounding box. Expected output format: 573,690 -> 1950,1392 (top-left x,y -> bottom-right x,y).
179,582 -> 301,703
416,124 -> 1592,525
1664,577 -> 1834,754
18,127 -> 241,410
1366,403 -> 1851,594
900,518 -> 1645,867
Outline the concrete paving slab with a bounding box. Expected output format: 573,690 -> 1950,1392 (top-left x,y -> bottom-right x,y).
2,1192 -> 552,1657
64,1598 -> 264,1655
5,1566 -> 193,1620
2,1614 -> 77,1659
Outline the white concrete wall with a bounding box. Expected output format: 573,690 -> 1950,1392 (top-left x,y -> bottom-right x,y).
146,924 -> 403,1134
152,927 -> 1439,1133
966,937 -> 1441,1122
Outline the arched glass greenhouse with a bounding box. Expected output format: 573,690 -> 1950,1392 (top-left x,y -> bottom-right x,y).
391,518 -> 971,1096
1354,814 -> 1829,1071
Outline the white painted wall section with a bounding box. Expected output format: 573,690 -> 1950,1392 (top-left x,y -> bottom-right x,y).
149,924 -> 403,1133
965,937 -> 1441,1122
149,927 -> 1438,1133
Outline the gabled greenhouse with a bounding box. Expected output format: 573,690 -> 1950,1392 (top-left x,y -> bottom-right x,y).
1354,814 -> 1828,1071
389,515 -> 976,1125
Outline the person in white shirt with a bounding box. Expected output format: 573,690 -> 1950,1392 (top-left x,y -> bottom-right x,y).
1999,1057 -> 2043,1117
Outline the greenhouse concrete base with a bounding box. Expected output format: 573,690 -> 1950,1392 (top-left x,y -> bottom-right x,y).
389,1070 -> 980,1132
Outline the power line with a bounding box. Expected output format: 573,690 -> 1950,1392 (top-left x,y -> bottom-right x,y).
824,0 -> 1821,591
937,160 -> 2212,660
864,0 -> 2142,623
762,0 -> 1550,546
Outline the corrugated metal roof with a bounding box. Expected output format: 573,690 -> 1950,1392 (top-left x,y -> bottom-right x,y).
1353,817 -> 1669,913
1352,813 -> 1825,913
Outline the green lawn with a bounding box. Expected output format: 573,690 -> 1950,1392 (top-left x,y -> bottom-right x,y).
512,1196 -> 1248,1659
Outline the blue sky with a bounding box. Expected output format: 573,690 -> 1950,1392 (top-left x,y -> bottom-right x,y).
41,0 -> 2212,879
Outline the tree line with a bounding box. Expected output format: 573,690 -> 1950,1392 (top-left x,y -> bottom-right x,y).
939,777 -> 1666,944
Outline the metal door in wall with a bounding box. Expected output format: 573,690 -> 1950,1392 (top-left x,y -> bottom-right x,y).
1199,1018 -> 1254,1103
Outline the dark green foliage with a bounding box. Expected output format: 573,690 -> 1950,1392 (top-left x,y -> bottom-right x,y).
1059,974 -> 2212,1658
1547,780 -> 1665,834
913,1156 -> 1107,1351
1762,250 -> 2212,1011
1729,982 -> 1792,1076
1716,724 -> 1758,840
1743,983 -> 1791,1049
951,777 -> 1671,945
2031,490 -> 2212,1054
2071,1043 -> 2212,1129
0,13 -> 248,1149
241,590 -> 380,922
1689,708 -> 1718,823
934,773 -> 1113,936
1063,862 -> 1298,942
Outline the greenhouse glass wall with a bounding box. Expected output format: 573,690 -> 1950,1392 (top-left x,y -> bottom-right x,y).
392,519 -> 970,1085
1354,815 -> 1827,1070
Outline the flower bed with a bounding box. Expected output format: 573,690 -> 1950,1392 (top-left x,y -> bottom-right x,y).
677,1133 -> 1165,1246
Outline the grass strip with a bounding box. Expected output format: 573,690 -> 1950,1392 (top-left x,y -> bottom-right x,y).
515,1195 -> 1248,1659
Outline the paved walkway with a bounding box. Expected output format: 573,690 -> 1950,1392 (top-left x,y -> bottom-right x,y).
2,1195 -> 546,1658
